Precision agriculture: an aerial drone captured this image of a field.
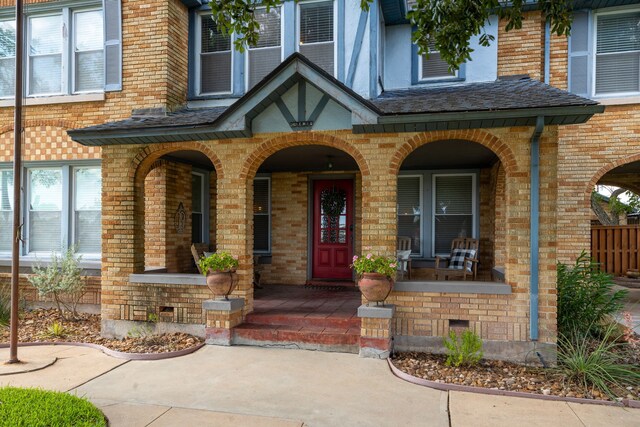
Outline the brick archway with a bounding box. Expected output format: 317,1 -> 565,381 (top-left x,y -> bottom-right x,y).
388,129 -> 518,176
131,142 -> 223,184
240,132 -> 369,181
585,152 -> 640,205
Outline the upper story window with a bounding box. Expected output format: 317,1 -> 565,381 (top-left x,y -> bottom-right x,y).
0,1 -> 115,100
419,43 -> 457,81
247,7 -> 282,89
298,1 -> 334,76
198,15 -> 232,95
569,7 -> 640,98
595,11 -> 640,95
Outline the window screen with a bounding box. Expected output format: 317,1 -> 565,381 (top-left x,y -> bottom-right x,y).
74,10 -> 104,92
0,20 -> 16,98
74,167 -> 101,254
253,178 -> 270,252
596,12 -> 640,95
421,42 -> 456,80
248,7 -> 281,89
28,15 -> 63,95
299,1 -> 334,76
397,176 -> 421,255
200,16 -> 232,94
0,170 -> 13,252
29,168 -> 63,253
433,175 -> 474,255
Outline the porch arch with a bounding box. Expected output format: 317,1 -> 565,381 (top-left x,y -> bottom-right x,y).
388,129 -> 519,177
240,133 -> 369,181
585,151 -> 640,205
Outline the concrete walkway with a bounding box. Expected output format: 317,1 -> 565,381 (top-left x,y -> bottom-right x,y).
1,345 -> 639,427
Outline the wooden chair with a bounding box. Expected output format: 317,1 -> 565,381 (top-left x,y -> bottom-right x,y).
397,236 -> 412,280
191,243 -> 213,274
434,238 -> 479,281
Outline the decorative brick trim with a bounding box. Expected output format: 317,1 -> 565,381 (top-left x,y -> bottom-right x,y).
0,119 -> 78,135
388,129 -> 519,177
240,132 -> 370,180
130,141 -> 224,183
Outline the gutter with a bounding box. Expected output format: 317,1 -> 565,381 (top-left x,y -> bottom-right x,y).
530,116 -> 544,341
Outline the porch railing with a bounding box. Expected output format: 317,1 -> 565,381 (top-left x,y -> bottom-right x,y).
591,225 -> 640,276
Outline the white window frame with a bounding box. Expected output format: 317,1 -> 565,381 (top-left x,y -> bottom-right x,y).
24,6 -> 104,98
418,50 -> 458,82
245,5 -> 284,91
195,12 -> 234,96
71,8 -> 104,94
431,173 -> 477,257
25,166 -> 65,255
253,176 -> 271,254
71,166 -> 102,257
296,0 -> 337,77
591,6 -> 640,98
397,174 -> 423,257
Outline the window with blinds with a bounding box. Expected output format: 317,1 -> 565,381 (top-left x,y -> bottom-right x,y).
0,169 -> 13,253
73,167 -> 101,254
433,174 -> 475,255
397,176 -> 422,255
253,178 -> 271,253
299,1 -> 334,76
74,10 -> 104,93
200,16 -> 232,94
28,168 -> 63,253
595,11 -> 640,95
28,15 -> 63,95
248,7 -> 281,89
420,42 -> 456,81
0,20 -> 16,98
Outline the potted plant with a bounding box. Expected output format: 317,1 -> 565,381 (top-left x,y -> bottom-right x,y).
351,253 -> 396,304
198,252 -> 239,300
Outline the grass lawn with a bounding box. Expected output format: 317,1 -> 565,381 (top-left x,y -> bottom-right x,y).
0,386 -> 106,427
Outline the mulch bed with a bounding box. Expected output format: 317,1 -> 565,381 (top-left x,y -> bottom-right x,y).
0,309 -> 203,354
390,352 -> 640,402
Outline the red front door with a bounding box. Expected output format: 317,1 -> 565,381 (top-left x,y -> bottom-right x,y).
312,179 -> 353,279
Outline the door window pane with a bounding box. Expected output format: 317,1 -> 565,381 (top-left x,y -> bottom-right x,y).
74,168 -> 101,254
29,15 -> 62,95
253,178 -> 270,252
29,169 -> 62,252
191,173 -> 204,243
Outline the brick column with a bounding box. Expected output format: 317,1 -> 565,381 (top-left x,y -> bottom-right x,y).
358,304 -> 395,358
204,299 -> 245,345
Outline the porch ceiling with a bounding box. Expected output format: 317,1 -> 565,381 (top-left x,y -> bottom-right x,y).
400,139 -> 499,170
258,146 -> 359,173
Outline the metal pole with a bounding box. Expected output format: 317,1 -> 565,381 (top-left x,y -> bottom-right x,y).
8,0 -> 24,364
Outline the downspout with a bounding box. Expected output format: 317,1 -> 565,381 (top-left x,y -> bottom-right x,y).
544,19 -> 550,84
530,116 -> 544,341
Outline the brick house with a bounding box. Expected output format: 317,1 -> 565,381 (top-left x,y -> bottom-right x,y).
1,0 -> 638,360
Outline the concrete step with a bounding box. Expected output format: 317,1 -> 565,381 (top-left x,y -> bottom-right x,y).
244,312 -> 360,330
231,323 -> 360,354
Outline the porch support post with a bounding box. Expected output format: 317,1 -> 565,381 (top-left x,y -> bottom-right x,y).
530,116 -> 545,341
203,299 -> 245,345
358,304 -> 395,358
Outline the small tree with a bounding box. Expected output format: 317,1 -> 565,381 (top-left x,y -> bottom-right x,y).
28,248 -> 86,320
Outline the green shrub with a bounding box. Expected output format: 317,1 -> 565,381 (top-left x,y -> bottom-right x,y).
351,253 -> 397,278
198,251 -> 239,276
28,248 -> 86,320
0,386 -> 106,427
557,251 -> 627,338
556,324 -> 640,399
443,329 -> 483,367
42,321 -> 68,338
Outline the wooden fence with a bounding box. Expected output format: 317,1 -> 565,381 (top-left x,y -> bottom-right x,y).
591,225 -> 640,276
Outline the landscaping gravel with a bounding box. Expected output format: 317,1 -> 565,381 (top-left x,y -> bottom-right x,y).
0,309 -> 203,354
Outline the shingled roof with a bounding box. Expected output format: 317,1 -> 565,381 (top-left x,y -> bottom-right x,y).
68,53 -> 603,146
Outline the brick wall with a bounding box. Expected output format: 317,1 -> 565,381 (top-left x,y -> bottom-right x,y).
0,273 -> 101,307
145,162 -> 168,268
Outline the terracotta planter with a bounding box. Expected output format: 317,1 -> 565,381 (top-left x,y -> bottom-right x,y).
358,272 -> 393,304
206,270 -> 238,300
